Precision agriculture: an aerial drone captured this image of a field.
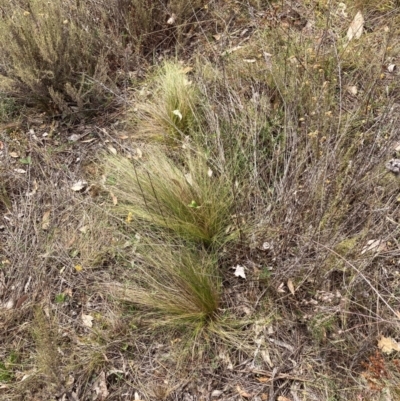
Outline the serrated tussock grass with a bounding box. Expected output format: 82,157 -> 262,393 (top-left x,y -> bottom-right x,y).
134,62 -> 200,142
116,237 -> 221,333
105,147 -> 236,248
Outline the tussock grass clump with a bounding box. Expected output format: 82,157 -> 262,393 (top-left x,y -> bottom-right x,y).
134,62 -> 200,142
105,147 -> 235,247
116,238 -> 221,332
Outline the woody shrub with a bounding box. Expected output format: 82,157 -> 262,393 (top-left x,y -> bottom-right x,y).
0,0 -> 205,119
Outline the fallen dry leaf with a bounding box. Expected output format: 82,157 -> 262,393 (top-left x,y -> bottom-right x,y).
277,282 -> 286,293
211,390 -> 223,397
68,134 -> 80,142
181,66 -> 193,74
110,191 -> 118,205
27,180 -> 39,196
222,45 -> 243,56
361,239 -> 386,255
42,210 -> 51,230
82,313 -> 94,328
346,85 -> 358,95
167,13 -> 176,25
277,397 -> 292,401
71,180 -> 87,192
287,279 -> 295,295
386,159 -> 400,175
347,11 -> 364,42
378,336 -> 400,354
236,385 -> 251,398
261,349 -> 273,368
79,225 -> 89,234
218,351 -> 233,370
92,371 -> 109,400
107,145 -> 117,155
184,173 -> 193,186
233,265 -> 246,279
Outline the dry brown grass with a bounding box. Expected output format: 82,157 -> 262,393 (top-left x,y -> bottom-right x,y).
1,1 -> 400,400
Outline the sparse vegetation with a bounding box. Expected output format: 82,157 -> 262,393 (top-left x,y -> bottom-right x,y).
1,0 -> 400,400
